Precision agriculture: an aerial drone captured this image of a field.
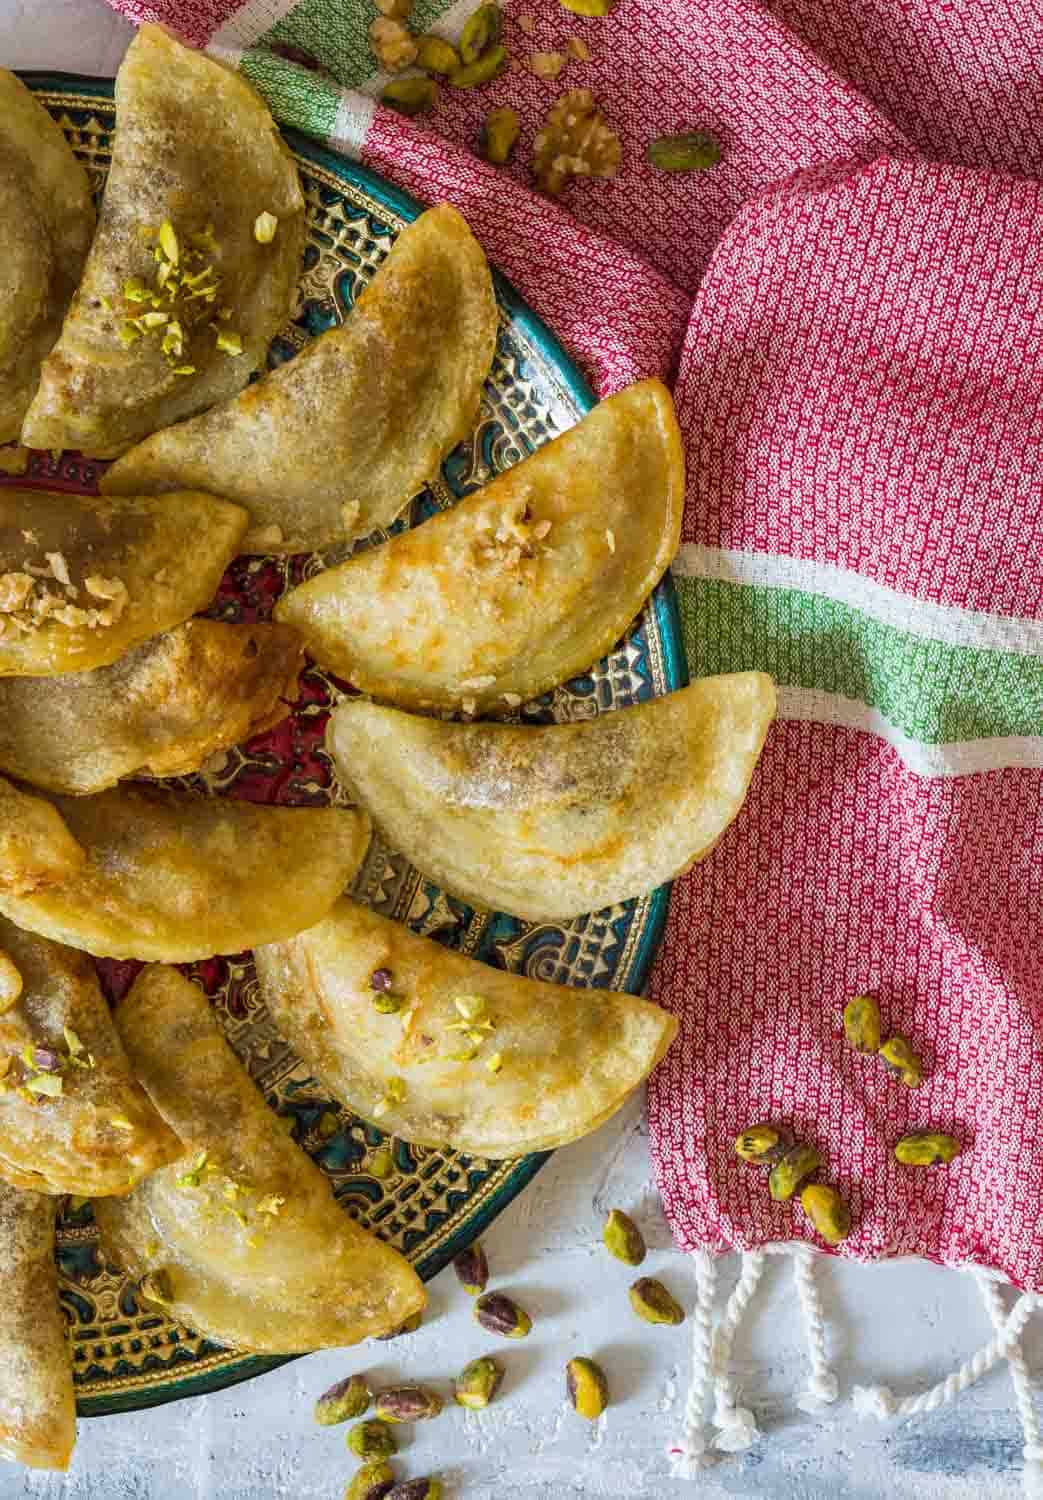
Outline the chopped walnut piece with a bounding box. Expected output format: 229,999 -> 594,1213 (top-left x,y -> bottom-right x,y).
21,530 -> 38,546
502,692 -> 523,708
458,675 -> 497,692
567,36 -> 591,60
533,89 -> 622,195
370,16 -> 418,70
0,573 -> 34,613
52,604 -> 90,629
532,518 -> 552,539
375,0 -> 413,14
528,50 -> 567,79
84,576 -> 129,626
45,552 -> 72,588
518,11 -> 536,33
460,697 -> 478,718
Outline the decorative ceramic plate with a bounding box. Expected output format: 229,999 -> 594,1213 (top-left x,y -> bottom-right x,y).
10,74 -> 686,1416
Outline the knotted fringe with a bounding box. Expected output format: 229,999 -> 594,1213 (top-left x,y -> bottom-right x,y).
667,1244 -> 838,1476
669,1249 -> 1042,1493
851,1271 -> 1042,1497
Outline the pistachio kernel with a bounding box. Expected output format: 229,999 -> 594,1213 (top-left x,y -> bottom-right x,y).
450,45 -> 508,88
566,1356 -> 609,1419
158,219 -> 179,264
373,991 -> 405,1015
602,1208 -> 646,1266
647,131 -> 722,172
460,2 -> 501,63
452,1240 -> 489,1295
385,1482 -> 443,1500
381,77 -> 439,116
253,211 -> 278,243
475,1291 -> 531,1338
894,1131 -> 962,1166
843,995 -> 882,1055
314,1372 -> 371,1425
482,106 -> 521,164
373,1385 -> 444,1423
416,35 -> 461,74
347,1418 -> 397,1461
454,1355 -> 504,1410
768,1143 -> 822,1202
345,1462 -> 396,1500
216,329 -> 244,356
880,1035 -> 923,1088
629,1276 -> 685,1326
734,1123 -> 791,1165
800,1184 -> 852,1245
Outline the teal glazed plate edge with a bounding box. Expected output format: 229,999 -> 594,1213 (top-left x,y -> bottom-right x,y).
18,72 -> 688,1417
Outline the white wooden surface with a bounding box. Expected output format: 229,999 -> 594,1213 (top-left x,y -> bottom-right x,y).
0,4 -> 1034,1493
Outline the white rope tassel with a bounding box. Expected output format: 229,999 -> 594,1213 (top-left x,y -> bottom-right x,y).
710,1250 -> 764,1451
853,1290 -> 1042,1421
791,1245 -> 840,1412
667,1249 -> 717,1478
976,1273 -> 1043,1499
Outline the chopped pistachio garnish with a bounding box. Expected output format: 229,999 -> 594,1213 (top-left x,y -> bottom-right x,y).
216,329 -> 243,356
25,1073 -> 63,1097
254,211 -> 279,243
257,1193 -> 285,1217
63,1026 -> 84,1057
109,1114 -> 135,1131
448,1046 -> 479,1064
486,1052 -> 505,1074
222,1179 -> 244,1202
171,365 -> 197,375
162,321 -> 184,358
191,223 -> 218,253
118,321 -> 141,346
454,994 -> 487,1023
176,1150 -> 209,1190
466,1028 -> 491,1047
158,219 -> 180,264
373,1076 -> 406,1118
223,1205 -> 248,1227
123,278 -> 151,302
137,311 -> 169,331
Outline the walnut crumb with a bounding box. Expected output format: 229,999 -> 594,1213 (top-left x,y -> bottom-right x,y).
370,16 -> 418,70
533,89 -> 622,195
518,11 -> 536,34
0,573 -> 35,613
528,51 -> 567,80
532,518 -> 552,539
20,530 -> 38,545
567,36 -> 591,61
45,552 -> 72,588
502,692 -> 523,708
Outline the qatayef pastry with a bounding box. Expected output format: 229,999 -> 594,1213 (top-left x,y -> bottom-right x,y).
94,965 -> 425,1353
0,619 -> 303,795
256,897 -> 678,1156
21,24 -> 305,458
274,379 -> 685,712
328,674 -> 776,922
0,778 -> 371,962
102,204 -> 499,552
0,915 -> 181,1197
0,71 -> 94,445
0,779 -> 84,898
0,488 -> 248,677
0,1183 -> 75,1469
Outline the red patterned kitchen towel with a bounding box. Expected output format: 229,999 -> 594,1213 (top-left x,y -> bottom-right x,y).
102,0 -> 1043,1480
